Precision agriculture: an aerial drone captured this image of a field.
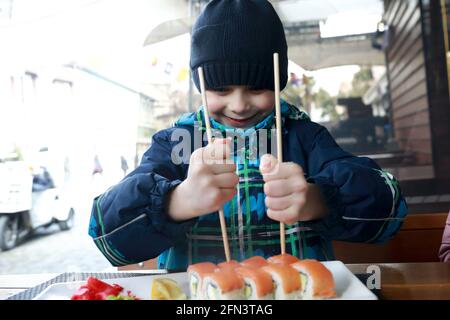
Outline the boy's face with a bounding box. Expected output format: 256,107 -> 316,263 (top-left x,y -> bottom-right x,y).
206,86 -> 275,128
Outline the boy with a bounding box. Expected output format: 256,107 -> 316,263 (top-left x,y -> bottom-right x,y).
88,0 -> 408,270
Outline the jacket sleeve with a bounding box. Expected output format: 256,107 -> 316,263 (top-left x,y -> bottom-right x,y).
299,121 -> 408,244
439,212 -> 450,262
88,129 -> 196,266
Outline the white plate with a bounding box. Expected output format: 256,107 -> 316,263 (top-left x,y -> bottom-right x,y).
33,261 -> 377,300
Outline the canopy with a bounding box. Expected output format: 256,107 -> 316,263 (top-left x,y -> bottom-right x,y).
143,0 -> 384,70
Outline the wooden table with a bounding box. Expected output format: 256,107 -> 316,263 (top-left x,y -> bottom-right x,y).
1,262 -> 449,300
346,262 -> 450,300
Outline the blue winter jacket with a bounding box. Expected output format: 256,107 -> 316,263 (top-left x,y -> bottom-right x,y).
88,101 -> 408,270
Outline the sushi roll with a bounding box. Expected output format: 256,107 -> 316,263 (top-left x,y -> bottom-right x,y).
235,267 -> 274,300
202,269 -> 245,300
290,260 -> 336,300
240,256 -> 268,269
217,260 -> 241,271
261,264 -> 302,300
267,253 -> 300,265
187,262 -> 217,299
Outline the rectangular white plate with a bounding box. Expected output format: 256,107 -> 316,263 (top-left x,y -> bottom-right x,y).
33,261 -> 377,300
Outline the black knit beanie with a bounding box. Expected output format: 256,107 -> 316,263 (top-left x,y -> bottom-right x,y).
190,0 -> 288,92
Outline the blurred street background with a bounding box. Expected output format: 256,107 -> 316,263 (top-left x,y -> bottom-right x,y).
0,176 -> 112,274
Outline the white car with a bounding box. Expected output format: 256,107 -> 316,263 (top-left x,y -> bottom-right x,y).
0,151 -> 75,251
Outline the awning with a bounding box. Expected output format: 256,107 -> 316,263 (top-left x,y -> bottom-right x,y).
143,0 -> 384,70
287,33 -> 385,70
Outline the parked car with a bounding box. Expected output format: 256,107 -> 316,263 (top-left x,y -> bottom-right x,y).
0,148 -> 75,251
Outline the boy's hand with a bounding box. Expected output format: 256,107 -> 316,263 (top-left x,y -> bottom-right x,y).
259,154 -> 328,224
168,138 -> 238,221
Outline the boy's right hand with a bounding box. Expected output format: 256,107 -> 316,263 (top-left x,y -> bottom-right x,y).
168,138 -> 238,221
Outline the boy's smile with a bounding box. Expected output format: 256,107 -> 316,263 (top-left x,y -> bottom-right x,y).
206,86 -> 275,128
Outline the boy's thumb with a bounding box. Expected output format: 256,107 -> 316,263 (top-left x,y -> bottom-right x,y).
260,154 -> 277,174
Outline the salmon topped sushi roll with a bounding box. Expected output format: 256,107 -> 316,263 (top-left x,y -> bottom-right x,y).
202,269 -> 245,300
187,262 -> 217,299
290,260 -> 336,299
217,260 -> 241,271
235,267 -> 274,300
267,253 -> 300,265
240,256 -> 268,269
261,264 -> 302,300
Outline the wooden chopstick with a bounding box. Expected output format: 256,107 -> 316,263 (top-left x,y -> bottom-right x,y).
273,53 -> 286,255
197,66 -> 231,262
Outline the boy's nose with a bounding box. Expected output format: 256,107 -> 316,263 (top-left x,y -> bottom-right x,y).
228,91 -> 250,114
229,101 -> 248,114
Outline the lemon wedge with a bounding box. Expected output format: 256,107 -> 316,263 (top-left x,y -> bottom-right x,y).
151,278 -> 187,300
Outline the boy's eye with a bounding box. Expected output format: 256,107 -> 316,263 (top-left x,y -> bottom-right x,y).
249,87 -> 266,94
211,87 -> 231,95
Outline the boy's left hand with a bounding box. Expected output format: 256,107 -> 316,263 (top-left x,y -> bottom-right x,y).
259,154 -> 328,224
